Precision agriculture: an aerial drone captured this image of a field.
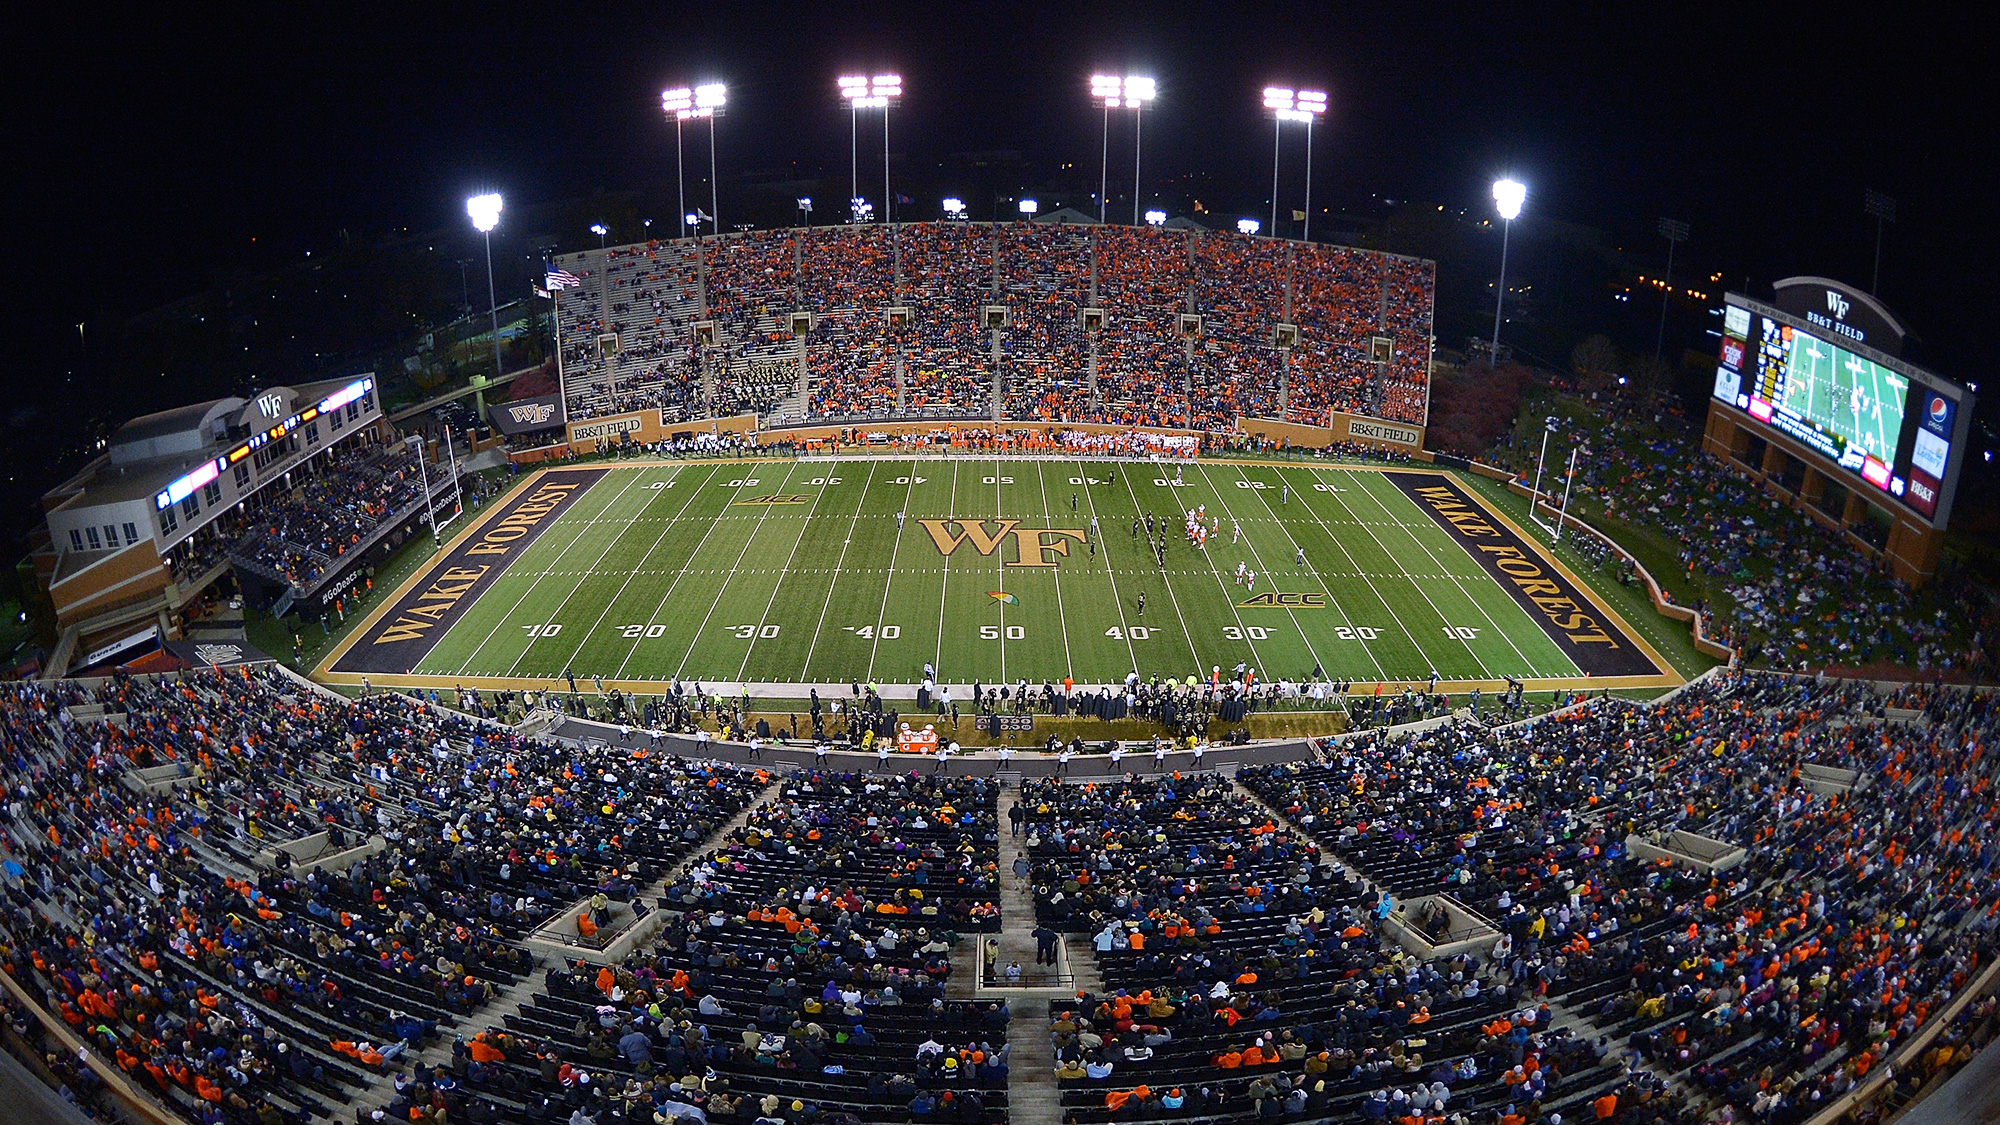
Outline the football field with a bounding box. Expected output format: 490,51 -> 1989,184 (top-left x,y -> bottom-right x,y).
321,457 -> 1674,693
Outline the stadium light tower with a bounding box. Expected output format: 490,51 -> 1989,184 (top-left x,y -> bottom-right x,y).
943,197 -> 967,221
839,74 -> 902,223
1655,217 -> 1689,358
1144,209 -> 1167,226
467,193 -> 504,415
1019,198 -> 1040,216
1091,75 -> 1156,224
1237,218 -> 1261,235
1490,178 -> 1526,363
590,223 -> 607,248
1263,87 -> 1328,239
662,83 -> 726,237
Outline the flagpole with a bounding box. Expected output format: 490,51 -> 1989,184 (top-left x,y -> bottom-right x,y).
552,282 -> 565,416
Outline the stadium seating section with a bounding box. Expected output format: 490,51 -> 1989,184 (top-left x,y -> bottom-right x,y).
551,224 -> 1434,433
6,667 -> 2000,1125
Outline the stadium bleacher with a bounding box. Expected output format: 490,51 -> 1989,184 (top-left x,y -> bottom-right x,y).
550,224 -> 1434,433
7,661 -> 2000,1125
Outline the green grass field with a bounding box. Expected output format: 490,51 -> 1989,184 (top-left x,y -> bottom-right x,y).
323,457 -> 1675,691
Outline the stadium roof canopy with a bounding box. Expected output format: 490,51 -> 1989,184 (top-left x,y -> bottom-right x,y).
1033,207 -> 1099,225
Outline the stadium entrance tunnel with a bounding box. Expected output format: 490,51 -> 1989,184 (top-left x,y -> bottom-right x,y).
526,895 -> 665,966
1382,894 -> 1500,961
1625,829 -> 1747,875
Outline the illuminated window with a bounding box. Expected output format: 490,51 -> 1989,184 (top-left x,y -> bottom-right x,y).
159,505 -> 177,535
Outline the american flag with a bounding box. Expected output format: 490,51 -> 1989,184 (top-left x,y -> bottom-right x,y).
544,261 -> 582,290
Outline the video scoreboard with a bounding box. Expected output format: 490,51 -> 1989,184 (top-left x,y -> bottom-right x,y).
1713,295 -> 1969,526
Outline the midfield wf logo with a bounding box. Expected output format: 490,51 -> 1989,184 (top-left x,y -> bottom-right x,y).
733,494 -> 813,505
1239,591 -> 1328,608
920,519 -> 1087,568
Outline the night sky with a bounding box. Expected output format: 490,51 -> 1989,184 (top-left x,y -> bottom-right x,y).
7,3 -> 1994,527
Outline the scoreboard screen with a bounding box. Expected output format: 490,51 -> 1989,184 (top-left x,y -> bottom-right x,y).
1713,297 -> 1968,524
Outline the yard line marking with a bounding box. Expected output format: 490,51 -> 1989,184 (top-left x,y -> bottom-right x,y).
508,463 -> 720,680
1115,461 -> 1208,675
734,466 -> 843,682
565,464 -> 734,680
930,461 -> 961,677
866,461 -> 925,679
1221,464 -> 1391,682
674,461 -> 810,682
1075,460 -> 1145,671
1341,468 -> 1544,676
1032,462 -> 1076,675
1306,466 -> 1498,678
796,460 -> 876,680
1190,462 -> 1331,678
453,466 -> 660,677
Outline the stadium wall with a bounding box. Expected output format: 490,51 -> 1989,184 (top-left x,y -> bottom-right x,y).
1236,412 -> 1426,450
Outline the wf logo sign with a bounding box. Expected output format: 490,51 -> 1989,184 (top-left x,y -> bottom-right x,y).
1826,290 -> 1852,319
919,519 -> 1087,567
256,392 -> 286,418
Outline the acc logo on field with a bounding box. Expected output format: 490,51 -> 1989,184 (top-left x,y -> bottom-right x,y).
1239,591 -> 1327,608
733,494 -> 813,505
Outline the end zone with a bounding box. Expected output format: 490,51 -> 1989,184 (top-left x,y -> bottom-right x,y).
318,467 -> 608,680
1384,470 -> 1679,687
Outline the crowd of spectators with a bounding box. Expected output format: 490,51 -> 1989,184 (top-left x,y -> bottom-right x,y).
1483,404 -> 1988,674
549,223 -> 1434,435
0,668 -> 761,1125
228,440 -> 436,592
467,770 -> 1010,1123
1238,670 -> 2000,1124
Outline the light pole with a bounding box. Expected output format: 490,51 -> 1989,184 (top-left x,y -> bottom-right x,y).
467,193 -> 503,418
1865,188 -> 1895,295
663,83 -> 726,236
798,197 -> 813,232
1490,179 -> 1526,364
643,218 -> 653,243
838,74 -> 901,223
1144,210 -> 1167,226
590,223 -> 607,249
1237,218 -> 1261,236
943,197 -> 966,221
1655,217 -> 1689,358
1091,75 -> 1155,224
1262,87 -> 1327,239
